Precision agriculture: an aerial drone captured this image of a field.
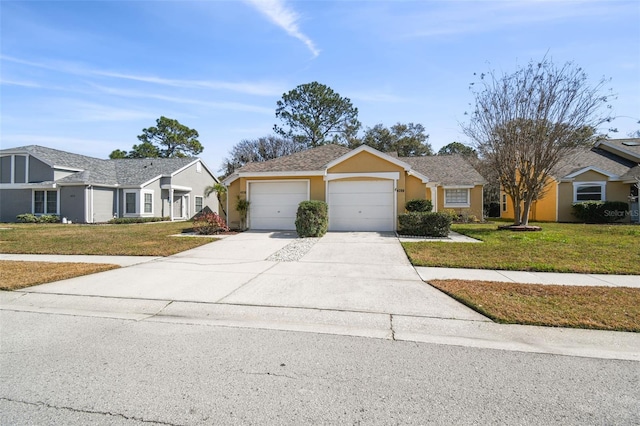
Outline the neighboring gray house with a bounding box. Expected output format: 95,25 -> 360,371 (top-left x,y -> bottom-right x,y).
0,145 -> 219,223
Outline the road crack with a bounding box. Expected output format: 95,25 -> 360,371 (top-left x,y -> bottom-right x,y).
0,397 -> 185,425
390,314 -> 396,341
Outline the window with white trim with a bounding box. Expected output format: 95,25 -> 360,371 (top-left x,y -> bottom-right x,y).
502,194 -> 507,212
195,196 -> 203,213
125,192 -> 137,214
444,188 -> 470,207
144,193 -> 153,214
33,190 -> 58,215
573,182 -> 605,202
124,190 -> 154,216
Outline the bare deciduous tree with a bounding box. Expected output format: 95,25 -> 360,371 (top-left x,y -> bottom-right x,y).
220,135 -> 302,177
462,58 -> 613,226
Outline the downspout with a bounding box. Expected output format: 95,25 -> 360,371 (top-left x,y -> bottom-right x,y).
433,185 -> 438,212
170,188 -> 174,222
85,186 -> 90,223
481,185 -> 485,221
115,188 -> 120,219
90,186 -> 94,223
393,177 -> 399,231
225,184 -> 229,228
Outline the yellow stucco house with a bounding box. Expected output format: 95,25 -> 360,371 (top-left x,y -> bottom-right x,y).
500,138 -> 640,223
222,144 -> 485,231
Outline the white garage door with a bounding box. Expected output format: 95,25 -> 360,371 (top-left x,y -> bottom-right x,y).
249,181 -> 308,230
328,180 -> 395,231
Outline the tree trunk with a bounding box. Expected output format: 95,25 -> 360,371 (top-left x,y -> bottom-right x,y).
511,194 -> 522,226
217,195 -> 228,219
520,199 -> 532,226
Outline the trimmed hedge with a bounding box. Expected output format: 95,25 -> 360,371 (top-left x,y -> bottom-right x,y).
108,217 -> 170,224
571,201 -> 629,223
398,212 -> 452,237
295,200 -> 328,237
405,198 -> 433,213
16,214 -> 60,223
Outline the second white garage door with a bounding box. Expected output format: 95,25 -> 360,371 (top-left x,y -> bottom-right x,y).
249,181 -> 308,230
328,180 -> 395,231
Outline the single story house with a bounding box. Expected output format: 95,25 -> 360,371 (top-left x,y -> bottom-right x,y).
0,145 -> 219,223
222,144 -> 485,231
500,138 -> 640,223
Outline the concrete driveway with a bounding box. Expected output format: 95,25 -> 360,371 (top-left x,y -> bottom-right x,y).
20,231 -> 485,321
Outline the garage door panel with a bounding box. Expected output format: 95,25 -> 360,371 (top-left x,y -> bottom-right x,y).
330,217 -> 391,232
328,180 -> 395,232
331,205 -> 393,220
251,193 -> 306,206
249,181 -> 308,230
330,192 -> 393,207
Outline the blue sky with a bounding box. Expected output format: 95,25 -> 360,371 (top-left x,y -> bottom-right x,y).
2,0 -> 639,174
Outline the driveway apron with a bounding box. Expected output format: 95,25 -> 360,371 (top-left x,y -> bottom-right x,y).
21,231 -> 485,321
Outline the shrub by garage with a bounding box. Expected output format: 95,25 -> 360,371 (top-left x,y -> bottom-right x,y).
398,212 -> 452,237
295,200 -> 328,237
405,198 -> 433,213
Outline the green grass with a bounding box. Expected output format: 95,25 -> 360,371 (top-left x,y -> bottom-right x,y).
430,279 -> 640,332
0,222 -> 215,256
403,222 -> 640,274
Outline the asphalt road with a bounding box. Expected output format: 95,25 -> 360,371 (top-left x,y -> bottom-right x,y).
1,310 -> 638,425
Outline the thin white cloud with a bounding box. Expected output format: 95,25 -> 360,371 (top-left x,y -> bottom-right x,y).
0,78 -> 41,88
244,0 -> 320,58
398,1 -> 635,39
92,70 -> 284,96
91,84 -> 274,114
0,54 -> 284,96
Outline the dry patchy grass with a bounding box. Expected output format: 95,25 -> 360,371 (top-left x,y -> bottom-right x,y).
403,222 -> 640,274
0,222 -> 215,256
430,279 -> 640,332
0,261 -> 119,291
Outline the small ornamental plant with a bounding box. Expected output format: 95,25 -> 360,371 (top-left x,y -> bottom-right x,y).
192,212 -> 229,235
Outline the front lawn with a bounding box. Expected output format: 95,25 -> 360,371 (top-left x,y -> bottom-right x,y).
403,222 -> 640,274
430,279 -> 640,332
0,261 -> 119,290
0,222 -> 214,256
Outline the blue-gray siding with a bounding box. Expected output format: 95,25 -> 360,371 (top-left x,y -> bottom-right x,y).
0,189 -> 33,222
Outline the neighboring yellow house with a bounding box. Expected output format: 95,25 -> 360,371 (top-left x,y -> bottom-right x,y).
222,144 -> 485,231
500,138 -> 640,223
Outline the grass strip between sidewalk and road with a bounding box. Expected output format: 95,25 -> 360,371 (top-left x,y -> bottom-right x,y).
403,222 -> 640,274
429,279 -> 640,332
0,261 -> 120,291
0,222 -> 215,256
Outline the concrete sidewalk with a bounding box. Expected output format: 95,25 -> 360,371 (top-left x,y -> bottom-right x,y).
416,267 -> 640,288
1,231 -> 639,361
0,253 -> 159,267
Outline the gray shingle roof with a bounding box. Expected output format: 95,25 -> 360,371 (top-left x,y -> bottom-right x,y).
234,144 -> 484,185
113,158 -> 196,185
1,145 -> 200,187
600,138 -> 640,160
401,155 -> 486,185
552,147 -> 636,179
620,165 -> 640,182
237,144 -> 351,173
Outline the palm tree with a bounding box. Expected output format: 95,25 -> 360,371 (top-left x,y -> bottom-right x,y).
204,183 -> 227,218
